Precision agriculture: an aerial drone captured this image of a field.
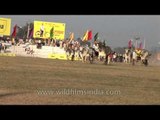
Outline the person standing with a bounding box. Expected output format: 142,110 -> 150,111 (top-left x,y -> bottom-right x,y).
40,23 -> 45,37
132,50 -> 137,66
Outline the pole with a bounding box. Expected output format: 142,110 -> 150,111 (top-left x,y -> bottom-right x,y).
135,40 -> 137,49
143,38 -> 145,49
27,23 -> 30,39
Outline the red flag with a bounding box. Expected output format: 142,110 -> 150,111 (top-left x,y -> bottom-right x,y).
128,39 -> 132,48
88,30 -> 92,40
82,30 -> 92,41
139,42 -> 143,49
11,24 -> 17,37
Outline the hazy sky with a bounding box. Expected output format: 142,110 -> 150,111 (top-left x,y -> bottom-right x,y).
1,15 -> 160,50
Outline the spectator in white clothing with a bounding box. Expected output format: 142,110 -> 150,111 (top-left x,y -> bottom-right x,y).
132,50 -> 137,66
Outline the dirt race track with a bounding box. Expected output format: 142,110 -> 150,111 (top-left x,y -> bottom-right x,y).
0,56 -> 160,105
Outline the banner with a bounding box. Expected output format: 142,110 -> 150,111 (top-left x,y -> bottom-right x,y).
82,30 -> 88,41
94,32 -> 99,41
82,30 -> 92,41
48,53 -> 80,60
48,53 -> 67,60
48,47 -> 79,60
69,32 -> 74,41
128,39 -> 132,48
0,53 -> 16,56
0,18 -> 11,36
11,24 -> 17,37
33,21 -> 65,40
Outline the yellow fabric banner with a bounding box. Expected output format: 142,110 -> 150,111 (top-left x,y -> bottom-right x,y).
33,21 -> 65,40
0,18 -> 11,36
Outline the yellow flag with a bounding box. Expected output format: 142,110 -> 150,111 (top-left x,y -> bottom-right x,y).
69,32 -> 74,41
82,30 -> 88,41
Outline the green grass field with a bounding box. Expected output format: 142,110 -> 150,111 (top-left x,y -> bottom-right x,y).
0,56 -> 160,104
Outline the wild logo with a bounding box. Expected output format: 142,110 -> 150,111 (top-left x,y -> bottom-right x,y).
0,24 -> 4,29
0,19 -> 7,33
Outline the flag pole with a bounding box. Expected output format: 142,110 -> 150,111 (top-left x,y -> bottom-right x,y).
27,23 -> 30,39
91,39 -> 93,47
143,38 -> 145,49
